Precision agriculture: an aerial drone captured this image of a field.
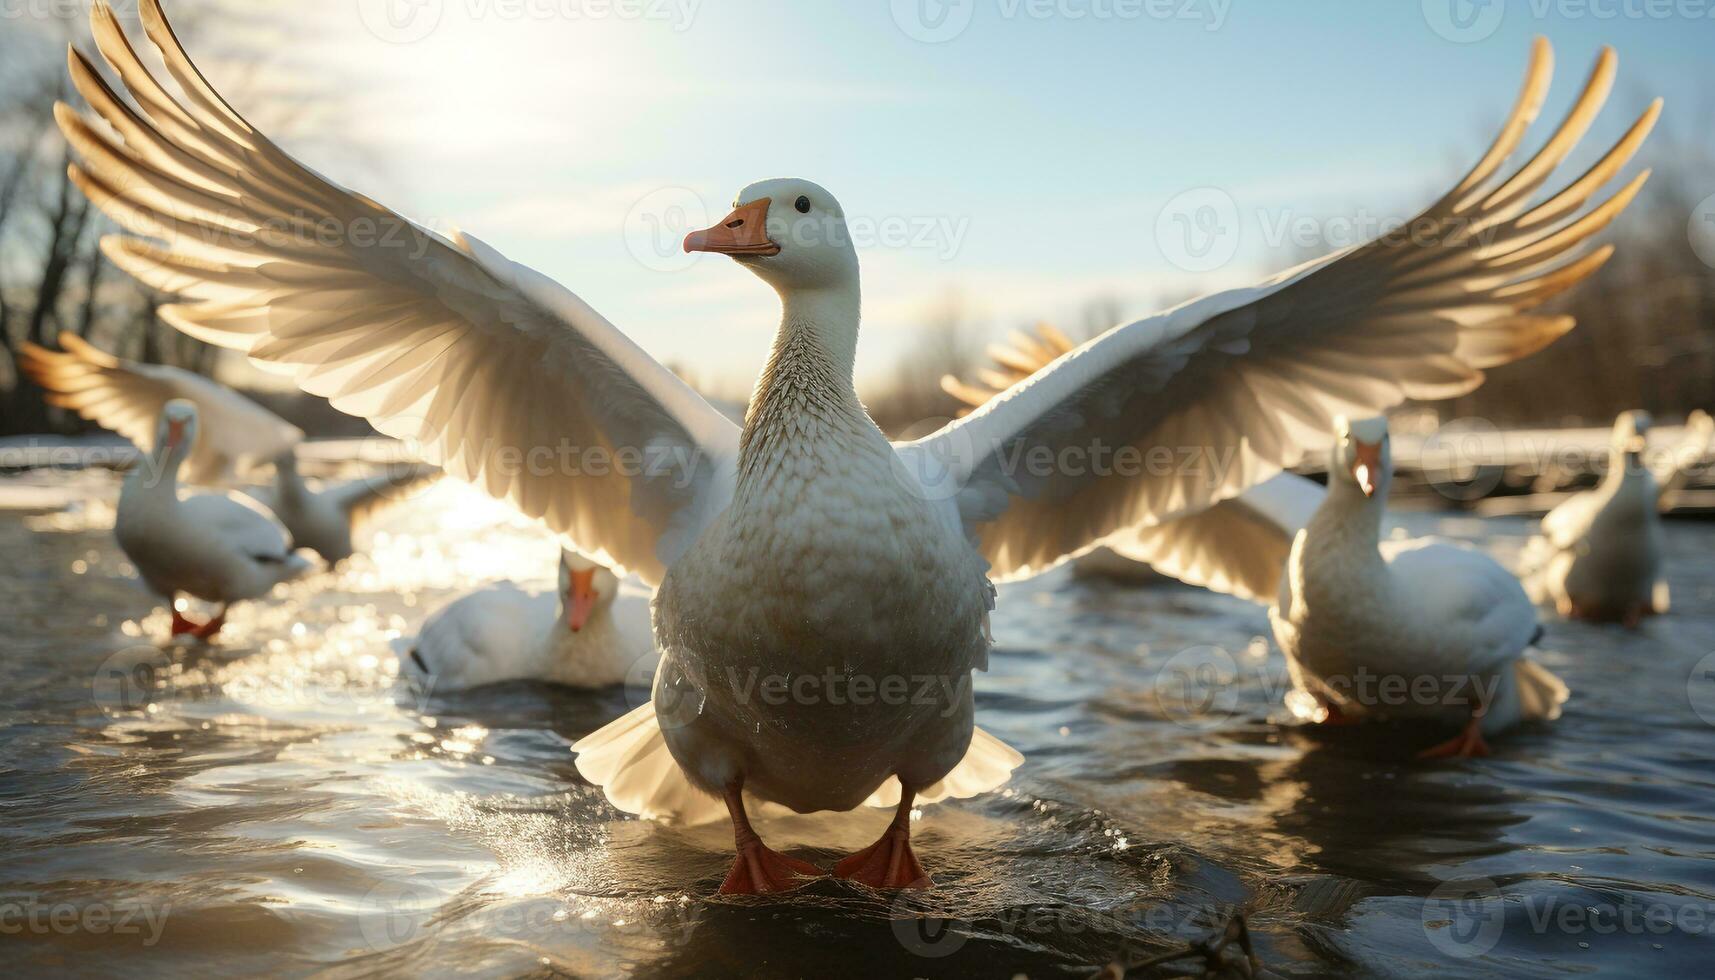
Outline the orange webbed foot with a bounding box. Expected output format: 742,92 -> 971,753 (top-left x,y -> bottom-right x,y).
719,841 -> 822,895
1417,725 -> 1492,760
834,823 -> 931,890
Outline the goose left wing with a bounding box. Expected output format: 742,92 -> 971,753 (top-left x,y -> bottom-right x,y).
326,464 -> 444,532
59,0 -> 741,584
17,331 -> 302,483
904,39 -> 1655,581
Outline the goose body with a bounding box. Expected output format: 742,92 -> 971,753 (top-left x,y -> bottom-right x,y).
16,330 -> 439,565
404,554 -> 654,691
1270,417 -> 1565,755
68,0 -> 1651,890
1532,410 -> 1708,623
254,453 -> 440,565
656,320 -> 993,813
116,401 -> 312,637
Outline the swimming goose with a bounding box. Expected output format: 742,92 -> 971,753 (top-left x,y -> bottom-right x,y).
1271,417 -> 1567,757
251,452 -> 441,565
402,552 -> 655,692
1532,409 -> 1712,624
18,331 -> 301,485
63,0 -> 1651,891
117,400 -> 312,639
19,332 -> 438,563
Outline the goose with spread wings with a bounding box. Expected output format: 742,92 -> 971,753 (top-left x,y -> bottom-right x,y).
21,332 -> 438,563
18,331 -> 300,485
60,0 -> 1653,893
949,340 -> 1568,756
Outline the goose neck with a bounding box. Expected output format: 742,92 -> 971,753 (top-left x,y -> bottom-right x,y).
776,281 -> 861,383
1307,478 -> 1388,561
741,282 -> 866,462
129,443 -> 183,499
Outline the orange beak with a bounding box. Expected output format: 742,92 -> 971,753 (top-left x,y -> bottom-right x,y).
165,418 -> 186,451
1352,440 -> 1383,498
566,568 -> 598,633
683,198 -> 780,256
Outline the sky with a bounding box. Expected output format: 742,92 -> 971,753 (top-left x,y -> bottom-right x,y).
27,0 -> 1715,392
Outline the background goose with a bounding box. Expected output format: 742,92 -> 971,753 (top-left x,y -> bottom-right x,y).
251,451 -> 441,565
18,331 -> 301,485
63,0 -> 1650,892
401,552 -> 655,692
1271,417 -> 1567,758
117,400 -> 312,639
953,339 -> 1569,753
1529,409 -> 1712,624
19,333 -> 438,564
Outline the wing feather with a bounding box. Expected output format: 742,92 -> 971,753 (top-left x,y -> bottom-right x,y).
910,40 -> 1653,580
17,331 -> 301,484
63,0 -> 739,583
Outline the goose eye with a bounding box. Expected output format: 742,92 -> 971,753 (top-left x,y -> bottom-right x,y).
794,195 -> 811,214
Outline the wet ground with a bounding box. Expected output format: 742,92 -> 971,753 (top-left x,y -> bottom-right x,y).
3,466 -> 1714,978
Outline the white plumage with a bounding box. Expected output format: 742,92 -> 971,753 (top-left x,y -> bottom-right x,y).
251,452 -> 441,565
115,400 -> 312,638
1269,417 -> 1566,756
1530,409 -> 1710,624
61,0 -> 1647,889
402,554 -> 656,692
18,331 -> 301,485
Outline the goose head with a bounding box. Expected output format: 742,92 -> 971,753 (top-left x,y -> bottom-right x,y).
684,178 -> 858,294
156,399 -> 199,467
559,551 -> 620,634
1333,415 -> 1392,499
1612,409 -> 1651,470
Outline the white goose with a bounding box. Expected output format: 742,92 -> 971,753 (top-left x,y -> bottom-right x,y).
251,451 -> 441,565
116,400 -> 312,639
402,552 -> 655,692
20,333 -> 438,564
65,0 -> 1652,892
1270,417 -> 1567,757
19,331 -> 301,485
1532,409 -> 1712,625
960,335 -> 1565,755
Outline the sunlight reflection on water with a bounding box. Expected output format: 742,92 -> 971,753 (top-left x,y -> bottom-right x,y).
4,466 -> 1715,977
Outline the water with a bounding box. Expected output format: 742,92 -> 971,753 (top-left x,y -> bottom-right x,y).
4,467 -> 1714,978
